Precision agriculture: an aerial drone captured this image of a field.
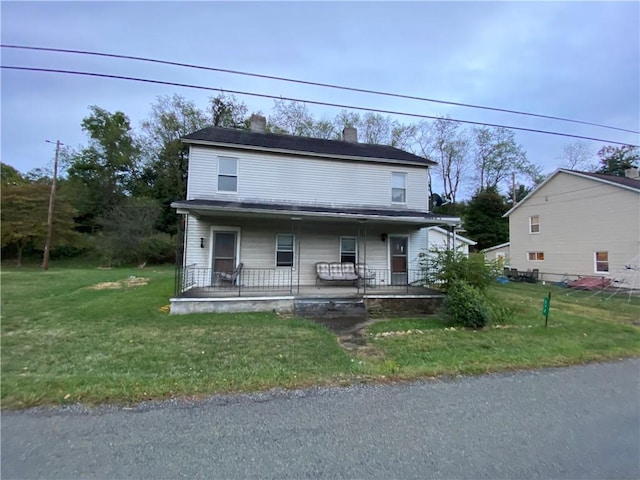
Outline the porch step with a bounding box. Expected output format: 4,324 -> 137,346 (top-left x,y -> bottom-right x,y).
294,297 -> 368,322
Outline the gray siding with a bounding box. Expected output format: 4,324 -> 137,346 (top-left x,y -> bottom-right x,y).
509,172 -> 640,279
187,146 -> 429,210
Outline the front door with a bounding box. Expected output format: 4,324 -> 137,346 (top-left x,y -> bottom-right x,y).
212,231 -> 237,275
390,236 -> 408,286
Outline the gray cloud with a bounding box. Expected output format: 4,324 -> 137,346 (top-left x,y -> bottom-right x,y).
1,1 -> 638,181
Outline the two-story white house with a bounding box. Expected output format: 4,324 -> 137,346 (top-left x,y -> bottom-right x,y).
504,168 -> 640,288
170,115 -> 461,314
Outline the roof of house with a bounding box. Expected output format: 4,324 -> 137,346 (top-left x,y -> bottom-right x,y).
172,199 -> 461,226
481,242 -> 510,253
182,126 -> 436,166
426,226 -> 477,245
504,169 -> 640,217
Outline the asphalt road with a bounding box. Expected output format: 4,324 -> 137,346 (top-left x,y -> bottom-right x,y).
2,359 -> 639,480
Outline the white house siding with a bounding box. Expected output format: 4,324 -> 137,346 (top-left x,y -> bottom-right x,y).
508,172 -> 640,280
482,244 -> 511,265
183,216 -> 428,287
187,146 -> 429,211
425,227 -> 474,256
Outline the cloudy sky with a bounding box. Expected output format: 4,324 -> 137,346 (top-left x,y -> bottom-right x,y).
2,1 -> 639,184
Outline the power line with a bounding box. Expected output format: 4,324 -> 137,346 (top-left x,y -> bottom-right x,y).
2,65 -> 638,148
2,44 -> 638,135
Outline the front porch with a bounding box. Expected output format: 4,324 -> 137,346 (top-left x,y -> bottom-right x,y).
170,200 -> 459,316
170,266 -> 445,317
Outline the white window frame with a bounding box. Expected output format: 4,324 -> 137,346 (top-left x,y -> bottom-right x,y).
217,156 -> 238,193
391,172 -> 407,204
529,215 -> 540,234
527,251 -> 544,262
595,251 -> 609,273
275,233 -> 295,267
340,236 -> 357,264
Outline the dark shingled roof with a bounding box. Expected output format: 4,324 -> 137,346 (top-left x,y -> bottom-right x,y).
182,126 -> 436,166
565,169 -> 640,191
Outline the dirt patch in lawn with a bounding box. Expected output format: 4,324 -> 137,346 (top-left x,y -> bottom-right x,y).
88,277 -> 149,290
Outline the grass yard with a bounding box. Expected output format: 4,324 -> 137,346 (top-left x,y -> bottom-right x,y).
364,282 -> 640,377
2,264 -> 639,409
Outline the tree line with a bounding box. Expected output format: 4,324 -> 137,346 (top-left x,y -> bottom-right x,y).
2,94 -> 638,266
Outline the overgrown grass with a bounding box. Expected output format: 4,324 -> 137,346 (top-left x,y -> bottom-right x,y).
2,266 -> 638,409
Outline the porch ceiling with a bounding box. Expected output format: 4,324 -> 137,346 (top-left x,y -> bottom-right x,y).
173,199 -> 461,227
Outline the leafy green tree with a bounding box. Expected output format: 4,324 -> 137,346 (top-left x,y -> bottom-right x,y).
596,145 -> 639,176
333,110 -> 416,148
209,93 -> 248,128
268,99 -> 337,139
135,94 -> 213,234
97,197 -> 170,267
1,181 -> 79,266
463,186 -> 509,250
506,184 -> 533,205
1,163 -> 26,185
472,127 -> 538,193
66,106 -> 141,232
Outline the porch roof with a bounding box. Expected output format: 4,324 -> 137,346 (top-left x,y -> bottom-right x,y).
172,199 -> 461,226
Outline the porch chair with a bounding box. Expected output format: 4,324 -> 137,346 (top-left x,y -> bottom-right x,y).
356,263 -> 376,287
217,262 -> 244,286
526,268 -> 539,283
509,268 -> 521,281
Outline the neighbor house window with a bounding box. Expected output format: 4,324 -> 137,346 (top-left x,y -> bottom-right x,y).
595,251 -> 609,273
276,234 -> 294,267
528,251 -> 544,261
340,236 -> 357,264
392,172 -> 407,203
218,156 -> 238,193
529,215 -> 540,234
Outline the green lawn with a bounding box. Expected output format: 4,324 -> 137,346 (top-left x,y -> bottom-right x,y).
2,264 -> 639,409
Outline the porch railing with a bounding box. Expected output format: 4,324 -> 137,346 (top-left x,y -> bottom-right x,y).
174,265 -> 433,297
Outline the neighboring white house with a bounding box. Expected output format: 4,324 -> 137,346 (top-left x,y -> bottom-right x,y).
170,115 -> 461,313
426,226 -> 476,255
481,242 -> 510,266
504,168 -> 640,287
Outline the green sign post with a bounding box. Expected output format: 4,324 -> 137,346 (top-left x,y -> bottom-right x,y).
542,291 -> 551,327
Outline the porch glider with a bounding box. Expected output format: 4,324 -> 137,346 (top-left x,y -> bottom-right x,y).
316,262 -> 358,285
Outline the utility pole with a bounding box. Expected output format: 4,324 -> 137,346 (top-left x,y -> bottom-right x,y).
42,140 -> 62,271
512,172 -> 517,206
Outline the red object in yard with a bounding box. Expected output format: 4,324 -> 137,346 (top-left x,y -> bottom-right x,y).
568,276 -> 612,290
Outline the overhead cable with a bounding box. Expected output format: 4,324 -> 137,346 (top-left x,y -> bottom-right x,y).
2,65 -> 638,147
2,44 -> 638,135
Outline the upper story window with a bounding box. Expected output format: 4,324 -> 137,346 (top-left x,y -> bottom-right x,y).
528,251 -> 544,261
392,172 -> 407,204
276,234 -> 294,267
529,215 -> 540,234
218,156 -> 238,193
595,251 -> 609,273
340,236 -> 357,264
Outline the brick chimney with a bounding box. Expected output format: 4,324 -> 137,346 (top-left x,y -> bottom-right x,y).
249,114 -> 266,133
624,167 -> 639,179
342,127 -> 358,143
